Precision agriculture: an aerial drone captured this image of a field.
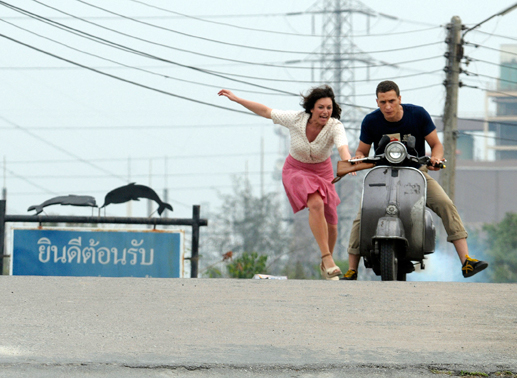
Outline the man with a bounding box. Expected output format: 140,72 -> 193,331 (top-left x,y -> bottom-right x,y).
342,80 -> 488,280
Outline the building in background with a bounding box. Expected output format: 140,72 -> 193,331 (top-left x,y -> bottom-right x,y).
485,44 -> 517,160
433,44 -> 517,227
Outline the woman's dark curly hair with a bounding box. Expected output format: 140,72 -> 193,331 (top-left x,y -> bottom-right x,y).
301,85 -> 341,119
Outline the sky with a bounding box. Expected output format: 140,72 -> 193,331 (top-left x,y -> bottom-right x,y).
0,0 -> 516,222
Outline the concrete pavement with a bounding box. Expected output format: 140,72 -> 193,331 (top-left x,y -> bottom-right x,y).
0,276 -> 515,377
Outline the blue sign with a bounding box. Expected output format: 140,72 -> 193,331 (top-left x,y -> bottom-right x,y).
12,228 -> 183,278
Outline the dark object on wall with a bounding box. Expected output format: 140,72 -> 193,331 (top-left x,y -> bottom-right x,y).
28,195 -> 98,215
101,183 -> 173,216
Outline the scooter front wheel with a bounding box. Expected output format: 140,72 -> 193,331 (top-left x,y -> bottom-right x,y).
379,240 -> 398,281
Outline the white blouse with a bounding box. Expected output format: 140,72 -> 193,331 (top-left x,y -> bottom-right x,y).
271,109 -> 349,163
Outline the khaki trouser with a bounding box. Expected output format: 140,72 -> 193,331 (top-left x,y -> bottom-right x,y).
347,166 -> 468,255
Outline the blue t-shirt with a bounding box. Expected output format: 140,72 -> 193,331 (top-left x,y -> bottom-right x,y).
360,104 -> 436,161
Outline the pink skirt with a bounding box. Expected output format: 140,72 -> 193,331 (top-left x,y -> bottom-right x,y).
282,155 -> 340,225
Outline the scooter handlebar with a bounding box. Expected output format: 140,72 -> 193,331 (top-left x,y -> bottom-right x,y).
426,159 -> 446,169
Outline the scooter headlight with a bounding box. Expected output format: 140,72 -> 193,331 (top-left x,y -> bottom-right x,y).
385,142 -> 407,164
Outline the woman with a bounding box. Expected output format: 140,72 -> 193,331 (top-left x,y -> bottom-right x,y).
218,86 -> 352,280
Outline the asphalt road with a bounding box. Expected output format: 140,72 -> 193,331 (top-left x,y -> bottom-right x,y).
0,276 -> 515,377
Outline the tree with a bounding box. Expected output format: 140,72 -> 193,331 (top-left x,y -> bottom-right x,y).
201,176 -> 293,277
483,212 -> 517,283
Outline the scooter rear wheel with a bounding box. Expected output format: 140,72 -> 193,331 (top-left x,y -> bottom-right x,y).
380,240 -> 398,281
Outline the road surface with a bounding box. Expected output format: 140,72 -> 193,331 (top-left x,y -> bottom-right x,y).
0,276 -> 515,377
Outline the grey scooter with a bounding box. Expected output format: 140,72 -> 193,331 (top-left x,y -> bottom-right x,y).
348,135 -> 445,281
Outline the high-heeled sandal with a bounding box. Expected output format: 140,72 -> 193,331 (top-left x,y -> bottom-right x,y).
320,253 -> 342,280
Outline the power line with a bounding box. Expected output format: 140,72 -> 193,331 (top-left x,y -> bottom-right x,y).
354,82 -> 443,97
128,0 -> 441,38
37,0 -> 444,56
8,184 -> 244,197
120,6 -> 438,28
5,170 -> 276,180
464,70 -> 517,86
0,123 -> 272,131
1,2 -> 445,88
431,113 -> 517,132
0,48 -> 444,71
286,54 -> 443,70
0,30 -> 370,114
5,167 -> 57,195
458,116 -> 517,128
66,0 -> 349,56
466,85 -> 517,99
459,131 -> 517,144
353,26 -> 442,38
0,115 -> 127,181
0,5 -> 439,29
3,151 -> 279,165
7,6 -> 512,138
0,23 -> 443,99
5,31 -> 502,136
128,0 -> 324,38
5,1 -> 313,69
464,41 -> 517,57
0,6 -> 301,94
200,68 -> 443,84
0,33 -> 266,114
466,57 -> 517,71
7,131 -> 516,185
0,1 -> 299,95
474,29 -> 517,42
0,19 -> 293,97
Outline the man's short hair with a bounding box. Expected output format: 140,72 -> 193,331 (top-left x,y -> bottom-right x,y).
376,81 -> 400,97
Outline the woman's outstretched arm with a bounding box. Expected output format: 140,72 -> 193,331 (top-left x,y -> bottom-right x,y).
218,89 -> 272,119
337,145 -> 352,161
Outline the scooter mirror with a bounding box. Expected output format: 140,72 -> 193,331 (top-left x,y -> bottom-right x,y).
406,135 -> 416,150
375,135 -> 391,155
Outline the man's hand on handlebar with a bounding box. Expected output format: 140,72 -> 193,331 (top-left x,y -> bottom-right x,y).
428,156 -> 446,171
349,153 -> 366,163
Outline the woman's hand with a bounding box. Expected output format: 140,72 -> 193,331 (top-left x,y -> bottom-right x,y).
338,145 -> 357,176
218,90 -> 272,119
218,89 -> 238,102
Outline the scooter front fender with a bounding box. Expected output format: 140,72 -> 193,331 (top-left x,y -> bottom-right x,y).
365,217 -> 408,262
373,216 -> 407,241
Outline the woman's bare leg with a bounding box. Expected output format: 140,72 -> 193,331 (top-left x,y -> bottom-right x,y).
307,192 -> 338,269
328,223 -> 338,256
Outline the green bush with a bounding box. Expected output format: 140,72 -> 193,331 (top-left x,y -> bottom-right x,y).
227,252 -> 268,279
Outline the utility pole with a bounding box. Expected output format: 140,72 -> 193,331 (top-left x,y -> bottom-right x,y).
440,16 -> 463,201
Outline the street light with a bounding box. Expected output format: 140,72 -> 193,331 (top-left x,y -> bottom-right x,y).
463,2 -> 517,37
